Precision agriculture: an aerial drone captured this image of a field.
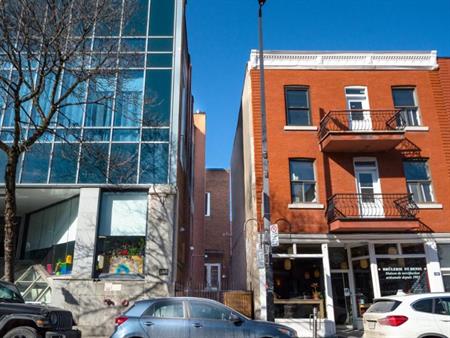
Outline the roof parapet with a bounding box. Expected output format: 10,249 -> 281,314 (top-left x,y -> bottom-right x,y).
249,50 -> 438,70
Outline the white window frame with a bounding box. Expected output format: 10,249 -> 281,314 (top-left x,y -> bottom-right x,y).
403,160 -> 435,203
345,86 -> 371,131
205,192 -> 211,217
392,87 -> 422,127
289,159 -> 318,204
205,263 -> 221,291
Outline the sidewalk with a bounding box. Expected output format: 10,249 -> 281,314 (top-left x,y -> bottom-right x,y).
335,328 -> 364,338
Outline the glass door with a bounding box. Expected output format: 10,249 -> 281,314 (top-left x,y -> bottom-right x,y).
331,272 -> 353,326
345,87 -> 371,131
205,263 -> 221,291
354,160 -> 384,218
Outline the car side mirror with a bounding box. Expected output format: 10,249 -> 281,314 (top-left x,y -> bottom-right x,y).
230,313 -> 243,325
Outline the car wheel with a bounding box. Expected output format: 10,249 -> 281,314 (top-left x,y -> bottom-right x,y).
4,326 -> 42,338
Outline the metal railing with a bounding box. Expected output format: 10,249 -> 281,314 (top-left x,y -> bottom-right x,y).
326,193 -> 419,223
319,109 -> 405,140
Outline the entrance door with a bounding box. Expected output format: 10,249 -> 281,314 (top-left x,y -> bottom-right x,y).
331,272 -> 353,327
354,160 -> 384,217
345,87 -> 371,131
205,263 -> 221,291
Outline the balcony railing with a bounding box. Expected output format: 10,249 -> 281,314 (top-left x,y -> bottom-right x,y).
326,193 -> 419,223
319,109 -> 405,140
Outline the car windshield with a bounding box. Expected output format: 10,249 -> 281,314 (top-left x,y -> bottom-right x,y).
366,299 -> 401,313
0,283 -> 24,303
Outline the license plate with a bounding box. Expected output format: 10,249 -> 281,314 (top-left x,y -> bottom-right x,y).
368,321 -> 376,329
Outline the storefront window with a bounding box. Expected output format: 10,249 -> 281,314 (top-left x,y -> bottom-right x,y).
375,244 -> 399,255
329,247 -> 349,270
95,192 -> 147,278
438,244 -> 450,292
25,197 -> 79,275
273,258 -> 326,319
352,258 -> 373,317
377,258 -> 429,296
272,244 -> 294,255
401,243 -> 425,254
351,245 -> 369,257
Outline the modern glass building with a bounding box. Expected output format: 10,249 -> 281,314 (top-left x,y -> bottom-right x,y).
0,0 -> 194,335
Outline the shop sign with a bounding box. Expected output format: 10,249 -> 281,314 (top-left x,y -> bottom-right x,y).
270,224 -> 279,247
378,266 -> 425,280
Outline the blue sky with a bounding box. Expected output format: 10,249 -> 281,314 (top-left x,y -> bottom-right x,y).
186,0 -> 450,168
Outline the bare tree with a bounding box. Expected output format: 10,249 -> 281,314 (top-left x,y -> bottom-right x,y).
0,0 -> 129,282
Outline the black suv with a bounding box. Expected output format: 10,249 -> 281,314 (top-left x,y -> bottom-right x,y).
0,280 -> 81,338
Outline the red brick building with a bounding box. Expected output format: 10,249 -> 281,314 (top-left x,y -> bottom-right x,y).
204,169 -> 232,290
187,113 -> 232,290
231,51 -> 450,336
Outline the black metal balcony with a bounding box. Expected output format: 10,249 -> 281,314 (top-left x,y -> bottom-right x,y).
326,194 -> 419,232
318,110 -> 406,152
319,109 -> 405,138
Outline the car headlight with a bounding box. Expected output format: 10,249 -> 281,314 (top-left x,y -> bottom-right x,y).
277,327 -> 297,337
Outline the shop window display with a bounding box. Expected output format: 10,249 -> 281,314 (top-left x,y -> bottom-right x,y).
95,192 -> 147,278
273,258 -> 326,319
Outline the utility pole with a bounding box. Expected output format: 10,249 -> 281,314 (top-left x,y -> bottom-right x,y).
257,0 -> 274,322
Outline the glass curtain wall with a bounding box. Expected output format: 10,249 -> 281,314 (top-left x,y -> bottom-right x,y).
0,0 -> 175,185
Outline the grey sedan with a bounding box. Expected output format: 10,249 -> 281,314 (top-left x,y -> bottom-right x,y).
110,297 -> 298,338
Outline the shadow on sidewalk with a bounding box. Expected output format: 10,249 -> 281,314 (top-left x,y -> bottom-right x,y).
335,328 -> 364,338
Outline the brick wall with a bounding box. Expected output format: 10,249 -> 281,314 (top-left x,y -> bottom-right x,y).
249,66 -> 450,233
205,169 -> 232,286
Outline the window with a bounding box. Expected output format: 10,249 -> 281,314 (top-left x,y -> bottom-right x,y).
143,69 -> 171,127
21,144 -> 51,183
438,244 -> 450,292
50,143 -> 79,183
94,192 -> 147,278
285,87 -> 311,126
85,77 -> 115,127
25,197 -> 79,275
377,258 -> 429,296
148,0 -> 175,36
289,159 -> 316,203
145,301 -> 184,318
273,258 -> 325,319
367,300 -> 401,313
392,88 -> 420,126
205,192 -> 211,216
190,301 -> 231,320
403,160 -> 434,203
114,71 -> 143,127
204,263 -> 220,290
435,298 -> 450,316
412,299 -> 433,313
139,143 -> 169,184
109,144 -> 138,184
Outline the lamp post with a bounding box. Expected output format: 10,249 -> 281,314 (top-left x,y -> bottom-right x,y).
257,0 -> 275,322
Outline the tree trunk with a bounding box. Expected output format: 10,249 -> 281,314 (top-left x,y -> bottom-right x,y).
4,150 -> 18,282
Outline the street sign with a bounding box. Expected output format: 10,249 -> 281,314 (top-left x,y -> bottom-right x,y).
270,223 -> 279,247
257,249 -> 265,269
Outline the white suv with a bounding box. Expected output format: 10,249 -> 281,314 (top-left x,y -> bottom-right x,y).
363,293 -> 450,338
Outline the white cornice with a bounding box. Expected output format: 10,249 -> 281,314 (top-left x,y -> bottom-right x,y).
249,50 -> 439,70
